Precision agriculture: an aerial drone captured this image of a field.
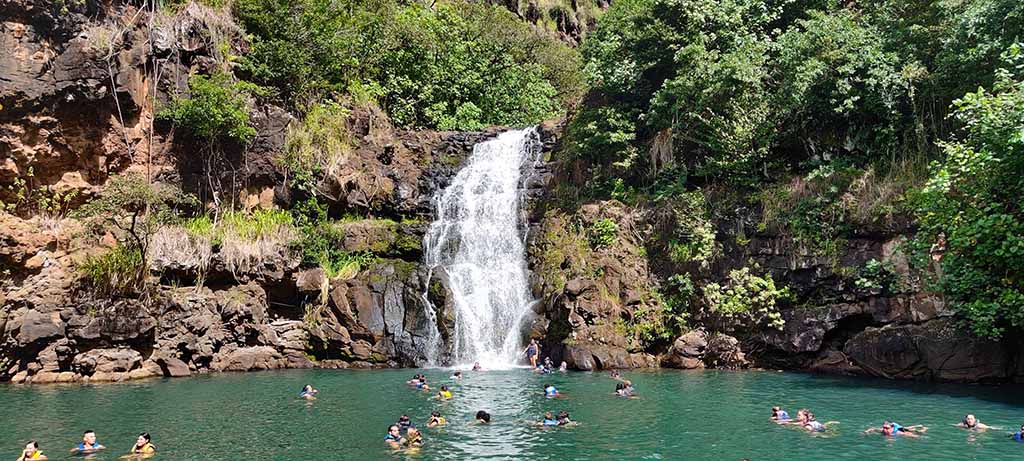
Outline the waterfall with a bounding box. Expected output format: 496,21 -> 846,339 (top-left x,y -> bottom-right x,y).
423,127 -> 542,368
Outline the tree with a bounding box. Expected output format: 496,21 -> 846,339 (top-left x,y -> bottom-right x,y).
74,175 -> 195,293
914,45 -> 1024,339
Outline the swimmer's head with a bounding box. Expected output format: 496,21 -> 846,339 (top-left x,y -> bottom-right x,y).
431,411 -> 441,418
388,425 -> 400,437
399,415 -> 410,424
24,441 -> 39,454
544,411 -> 554,420
83,431 -> 97,444
136,433 -> 150,445
476,410 -> 491,423
964,414 -> 977,427
881,423 -> 894,435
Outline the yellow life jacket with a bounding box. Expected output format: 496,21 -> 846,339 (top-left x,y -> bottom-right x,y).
440,390 -> 452,399
133,443 -> 155,454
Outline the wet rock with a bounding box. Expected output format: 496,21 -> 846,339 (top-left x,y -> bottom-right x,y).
73,348 -> 142,375
703,334 -> 748,369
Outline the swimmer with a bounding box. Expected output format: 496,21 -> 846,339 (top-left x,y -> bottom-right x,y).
557,410 -> 575,426
865,422 -> 921,438
771,406 -> 790,422
472,362 -> 482,371
384,425 -> 404,447
801,412 -> 838,433
559,361 -> 567,372
544,383 -> 559,397
957,414 -> 994,431
427,411 -> 447,427
1010,423 -> 1024,441
300,384 -> 318,400
450,371 -> 463,380
405,427 -> 424,448
17,441 -> 46,461
610,370 -> 621,379
71,430 -> 105,454
476,410 -> 491,424
119,433 -> 156,459
540,411 -> 559,426
437,385 -> 453,400
544,357 -> 554,371
534,364 -> 548,374
397,415 -> 416,431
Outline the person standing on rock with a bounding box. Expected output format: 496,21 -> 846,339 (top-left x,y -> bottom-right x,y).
524,339 -> 540,368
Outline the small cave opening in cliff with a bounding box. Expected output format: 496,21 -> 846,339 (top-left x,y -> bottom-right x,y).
822,313 -> 883,351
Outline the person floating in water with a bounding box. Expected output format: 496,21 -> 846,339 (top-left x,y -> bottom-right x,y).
540,411 -> 559,426
71,430 -> 105,454
801,412 -> 838,433
437,385 -> 453,400
865,422 -> 921,438
405,427 -> 424,448
119,433 -> 156,459
397,415 -> 416,431
614,381 -> 636,397
556,411 -> 575,426
544,357 -> 554,372
1010,423 -> 1024,442
524,339 -> 540,368
476,410 -> 491,424
17,441 -> 46,460
544,383 -> 559,398
450,371 -> 463,380
958,414 -> 994,431
472,362 -> 482,371
428,411 -> 447,427
559,361 -> 568,372
771,406 -> 790,422
384,425 -> 404,447
300,384 -> 319,401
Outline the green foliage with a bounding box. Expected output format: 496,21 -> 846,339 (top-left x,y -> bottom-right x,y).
0,166 -> 79,219
587,218 -> 619,249
158,72 -> 264,143
76,174 -> 194,258
854,258 -> 899,293
183,209 -> 294,246
914,46 -> 1024,339
701,267 -> 790,333
280,101 -> 353,192
234,0 -> 582,128
77,244 -> 146,297
663,192 -> 716,265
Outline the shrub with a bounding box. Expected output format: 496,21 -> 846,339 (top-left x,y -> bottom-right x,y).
588,218 -> 619,249
279,101 -> 354,192
78,245 -> 146,297
159,72 -> 264,143
701,267 -> 790,333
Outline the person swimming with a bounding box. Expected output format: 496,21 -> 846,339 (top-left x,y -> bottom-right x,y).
544,383 -> 558,397
121,432 -> 157,458
476,410 -> 491,424
300,384 -> 318,400
17,441 -> 46,461
71,430 -> 105,454
1011,423 -> 1024,442
771,406 -> 790,422
958,414 -> 993,431
437,385 -> 453,400
472,362 -> 482,371
614,382 -> 635,397
450,371 -> 463,380
865,422 -> 920,438
541,411 -> 559,426
384,425 -> 404,447
557,411 -> 574,426
559,361 -> 567,372
428,411 -> 447,427
397,415 -> 416,431
405,427 -> 424,448
803,412 -> 826,432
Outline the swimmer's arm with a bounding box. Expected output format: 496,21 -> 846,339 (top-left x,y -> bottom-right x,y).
863,428 -> 881,434
901,431 -> 921,438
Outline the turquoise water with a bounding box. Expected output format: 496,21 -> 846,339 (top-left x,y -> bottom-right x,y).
2,369 -> 1023,460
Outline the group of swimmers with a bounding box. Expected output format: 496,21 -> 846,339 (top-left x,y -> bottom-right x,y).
771,406 -> 1024,441
16,431 -> 156,460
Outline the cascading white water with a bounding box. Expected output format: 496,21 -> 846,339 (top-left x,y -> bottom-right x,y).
423,128 -> 542,368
